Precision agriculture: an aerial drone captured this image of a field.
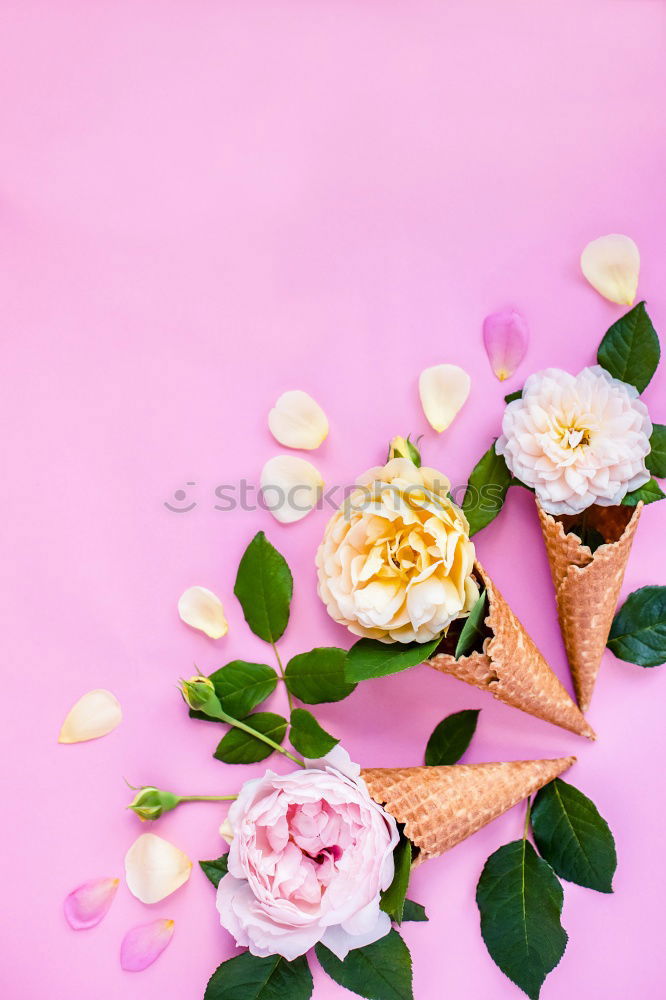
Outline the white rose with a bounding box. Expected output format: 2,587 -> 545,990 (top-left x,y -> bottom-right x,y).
496,365 -> 652,516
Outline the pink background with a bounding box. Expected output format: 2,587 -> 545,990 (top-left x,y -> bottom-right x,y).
2,2 -> 665,997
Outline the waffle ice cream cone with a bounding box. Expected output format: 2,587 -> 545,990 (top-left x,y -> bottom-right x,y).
425,563 -> 595,739
361,756 -> 575,863
536,499 -> 642,712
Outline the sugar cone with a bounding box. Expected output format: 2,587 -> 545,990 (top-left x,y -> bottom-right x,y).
425,563 -> 595,739
361,756 -> 575,863
536,500 -> 642,712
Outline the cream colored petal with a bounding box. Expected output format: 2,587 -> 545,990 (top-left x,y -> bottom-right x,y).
219,817 -> 235,843
268,390 -> 329,450
419,364 -> 471,432
125,833 -> 192,904
580,234 -> 640,305
58,689 -> 122,744
177,586 -> 228,639
260,455 -> 324,524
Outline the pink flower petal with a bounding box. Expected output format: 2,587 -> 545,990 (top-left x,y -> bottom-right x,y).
120,919 -> 175,972
482,308 -> 529,382
64,877 -> 120,930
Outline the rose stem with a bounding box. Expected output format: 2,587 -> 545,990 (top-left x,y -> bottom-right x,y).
178,795 -> 238,803
271,641 -> 295,714
214,707 -> 304,767
523,796 -> 532,841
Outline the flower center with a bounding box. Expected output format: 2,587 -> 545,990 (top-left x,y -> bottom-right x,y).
557,423 -> 591,450
312,844 -> 343,864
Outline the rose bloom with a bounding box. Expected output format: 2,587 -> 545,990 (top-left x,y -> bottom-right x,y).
216,748 -> 399,961
496,366 -> 652,516
316,458 -> 479,643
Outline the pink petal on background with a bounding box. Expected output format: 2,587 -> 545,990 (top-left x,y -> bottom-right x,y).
64,877 -> 120,930
482,308 -> 529,381
120,919 -> 175,972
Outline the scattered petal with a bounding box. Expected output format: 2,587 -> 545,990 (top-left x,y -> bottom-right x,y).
177,586 -> 228,639
482,308 -> 529,381
260,455 -> 324,524
64,877 -> 120,930
268,390 -> 329,450
580,234 -> 640,305
125,833 -> 192,904
120,919 -> 175,972
58,690 -> 122,744
419,364 -> 471,432
219,817 -> 235,843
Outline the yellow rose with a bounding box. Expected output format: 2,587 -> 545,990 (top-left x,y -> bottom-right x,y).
316,458 -> 479,643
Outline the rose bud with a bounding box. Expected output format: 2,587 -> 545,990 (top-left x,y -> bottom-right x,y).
180,676 -> 223,716
128,787 -> 180,822
387,435 -> 421,467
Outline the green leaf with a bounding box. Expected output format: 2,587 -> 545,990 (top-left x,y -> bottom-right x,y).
402,899 -> 428,922
647,423 -> 666,479
504,389 -> 523,403
608,585 -> 666,666
567,521 -> 606,554
476,840 -> 567,1000
214,712 -> 288,764
285,647 -> 357,704
621,477 -> 665,506
454,591 -> 488,658
205,952 -> 313,1000
289,708 -> 339,758
380,836 -> 412,924
597,301 -> 661,393
425,709 -> 480,765
234,532 -> 293,643
199,854 -> 229,889
462,443 -> 513,536
345,636 -> 441,683
316,929 -> 413,1000
531,779 -> 616,893
190,661 -> 278,722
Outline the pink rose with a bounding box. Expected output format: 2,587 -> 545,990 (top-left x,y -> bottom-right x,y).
216,747 -> 399,961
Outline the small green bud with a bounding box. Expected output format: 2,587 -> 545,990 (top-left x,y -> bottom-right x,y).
128,786 -> 180,821
181,675 -> 223,716
387,435 -> 422,467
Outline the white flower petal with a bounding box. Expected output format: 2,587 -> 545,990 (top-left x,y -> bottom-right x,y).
419,364 -> 471,432
64,877 -> 120,930
125,833 -> 192,904
120,919 -> 175,972
268,390 -> 328,450
58,690 -> 122,744
177,585 -> 228,639
580,234 -> 640,305
321,910 -> 391,961
260,455 -> 324,524
219,817 -> 235,843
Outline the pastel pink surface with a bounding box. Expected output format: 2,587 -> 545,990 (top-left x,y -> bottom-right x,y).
1,2 -> 665,998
